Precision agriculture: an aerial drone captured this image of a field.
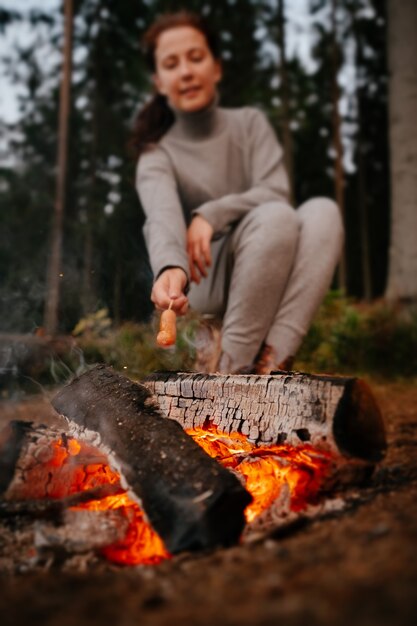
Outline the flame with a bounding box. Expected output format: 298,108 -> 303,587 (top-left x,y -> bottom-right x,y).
51,438 -> 169,566
39,427 -> 332,566
77,492 -> 168,566
186,428 -> 333,522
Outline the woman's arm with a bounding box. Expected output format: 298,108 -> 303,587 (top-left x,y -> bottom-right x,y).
194,108 -> 291,234
136,147 -> 189,282
136,147 -> 190,313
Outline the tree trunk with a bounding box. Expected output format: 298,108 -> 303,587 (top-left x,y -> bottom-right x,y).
357,137 -> 372,300
352,5 -> 372,301
385,0 -> 417,305
113,259 -> 122,326
43,0 -> 73,334
330,0 -> 347,291
144,370 -> 386,463
81,18 -> 101,316
277,0 -> 294,203
355,82 -> 371,300
81,223 -> 95,315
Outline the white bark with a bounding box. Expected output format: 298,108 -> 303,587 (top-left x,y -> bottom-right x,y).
385,0 -> 417,302
145,371 -> 386,461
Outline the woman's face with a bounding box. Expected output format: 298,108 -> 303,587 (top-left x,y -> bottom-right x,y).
153,26 -> 222,113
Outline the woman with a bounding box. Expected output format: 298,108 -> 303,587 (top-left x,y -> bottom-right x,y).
133,11 -> 344,374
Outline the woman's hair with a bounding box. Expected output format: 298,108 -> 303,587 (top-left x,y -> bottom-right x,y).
130,11 -> 220,159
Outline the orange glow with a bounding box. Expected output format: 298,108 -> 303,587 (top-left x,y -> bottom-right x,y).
51,437 -> 169,566
76,492 -> 169,566
67,438 -> 81,456
187,428 -> 333,522
39,427 -> 332,566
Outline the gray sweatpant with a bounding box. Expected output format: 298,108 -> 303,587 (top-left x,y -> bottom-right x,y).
188,198 -> 344,370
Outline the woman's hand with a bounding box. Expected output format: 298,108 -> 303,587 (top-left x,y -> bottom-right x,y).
151,268 -> 189,315
187,215 -> 214,284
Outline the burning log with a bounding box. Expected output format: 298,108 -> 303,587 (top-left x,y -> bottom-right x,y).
51,365 -> 252,554
0,420 -> 167,567
0,483 -> 123,519
0,421 -> 124,509
144,371 -> 386,462
34,508 -> 130,557
0,420 -> 30,495
0,367 -> 387,569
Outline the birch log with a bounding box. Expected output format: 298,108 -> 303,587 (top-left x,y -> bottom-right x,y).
144,371 -> 386,462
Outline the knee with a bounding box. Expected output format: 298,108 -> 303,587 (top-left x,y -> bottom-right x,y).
298,197 -> 344,244
247,201 -> 300,244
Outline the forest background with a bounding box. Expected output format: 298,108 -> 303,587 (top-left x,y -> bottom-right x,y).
0,0 -> 416,379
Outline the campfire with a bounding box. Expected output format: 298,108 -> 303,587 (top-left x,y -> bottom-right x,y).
0,365 -> 386,570
30,430 -> 334,566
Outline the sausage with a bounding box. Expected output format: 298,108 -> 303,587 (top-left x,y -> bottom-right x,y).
157,305 -> 177,347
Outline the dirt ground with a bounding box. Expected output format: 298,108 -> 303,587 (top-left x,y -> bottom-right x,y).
0,377 -> 416,626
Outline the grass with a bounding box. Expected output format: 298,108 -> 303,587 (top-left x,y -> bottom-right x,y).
1,295 -> 416,400
71,294 -> 417,382
73,309 -> 198,381
296,292 -> 417,378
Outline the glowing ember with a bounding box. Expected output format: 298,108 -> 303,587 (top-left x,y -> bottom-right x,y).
186,428 -> 333,522
75,492 -> 168,566
41,427 -> 333,566
47,438 -> 169,566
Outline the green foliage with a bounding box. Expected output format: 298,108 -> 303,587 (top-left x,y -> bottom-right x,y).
297,292 -> 417,378
72,308 -> 112,337
69,294 -> 417,381
75,313 -> 197,380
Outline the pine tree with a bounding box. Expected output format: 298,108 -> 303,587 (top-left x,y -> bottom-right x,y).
385,0 -> 417,307
44,0 -> 74,334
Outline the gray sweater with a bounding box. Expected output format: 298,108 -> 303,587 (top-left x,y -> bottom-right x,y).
136,101 -> 290,280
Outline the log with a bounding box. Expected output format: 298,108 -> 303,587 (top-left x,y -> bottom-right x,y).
34,509 -> 130,556
0,484 -> 123,519
51,365 -> 252,554
0,421 -> 115,502
0,420 -> 31,494
144,371 -> 386,462
0,420 -> 130,565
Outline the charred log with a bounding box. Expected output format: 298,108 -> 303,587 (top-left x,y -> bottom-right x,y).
51,365 -> 252,554
0,420 -> 32,495
1,421 -> 116,503
0,483 -> 123,520
34,508 -> 130,556
144,372 -> 386,462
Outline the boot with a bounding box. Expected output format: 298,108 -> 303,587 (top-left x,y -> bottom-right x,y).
253,343 -> 294,375
216,351 -> 254,375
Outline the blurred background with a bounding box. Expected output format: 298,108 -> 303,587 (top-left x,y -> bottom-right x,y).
0,0 -> 415,379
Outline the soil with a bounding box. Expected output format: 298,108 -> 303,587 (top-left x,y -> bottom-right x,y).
0,378 -> 416,626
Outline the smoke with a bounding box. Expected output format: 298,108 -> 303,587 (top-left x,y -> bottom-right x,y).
0,278 -> 46,334
0,338 -> 88,401
184,315 -> 222,374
